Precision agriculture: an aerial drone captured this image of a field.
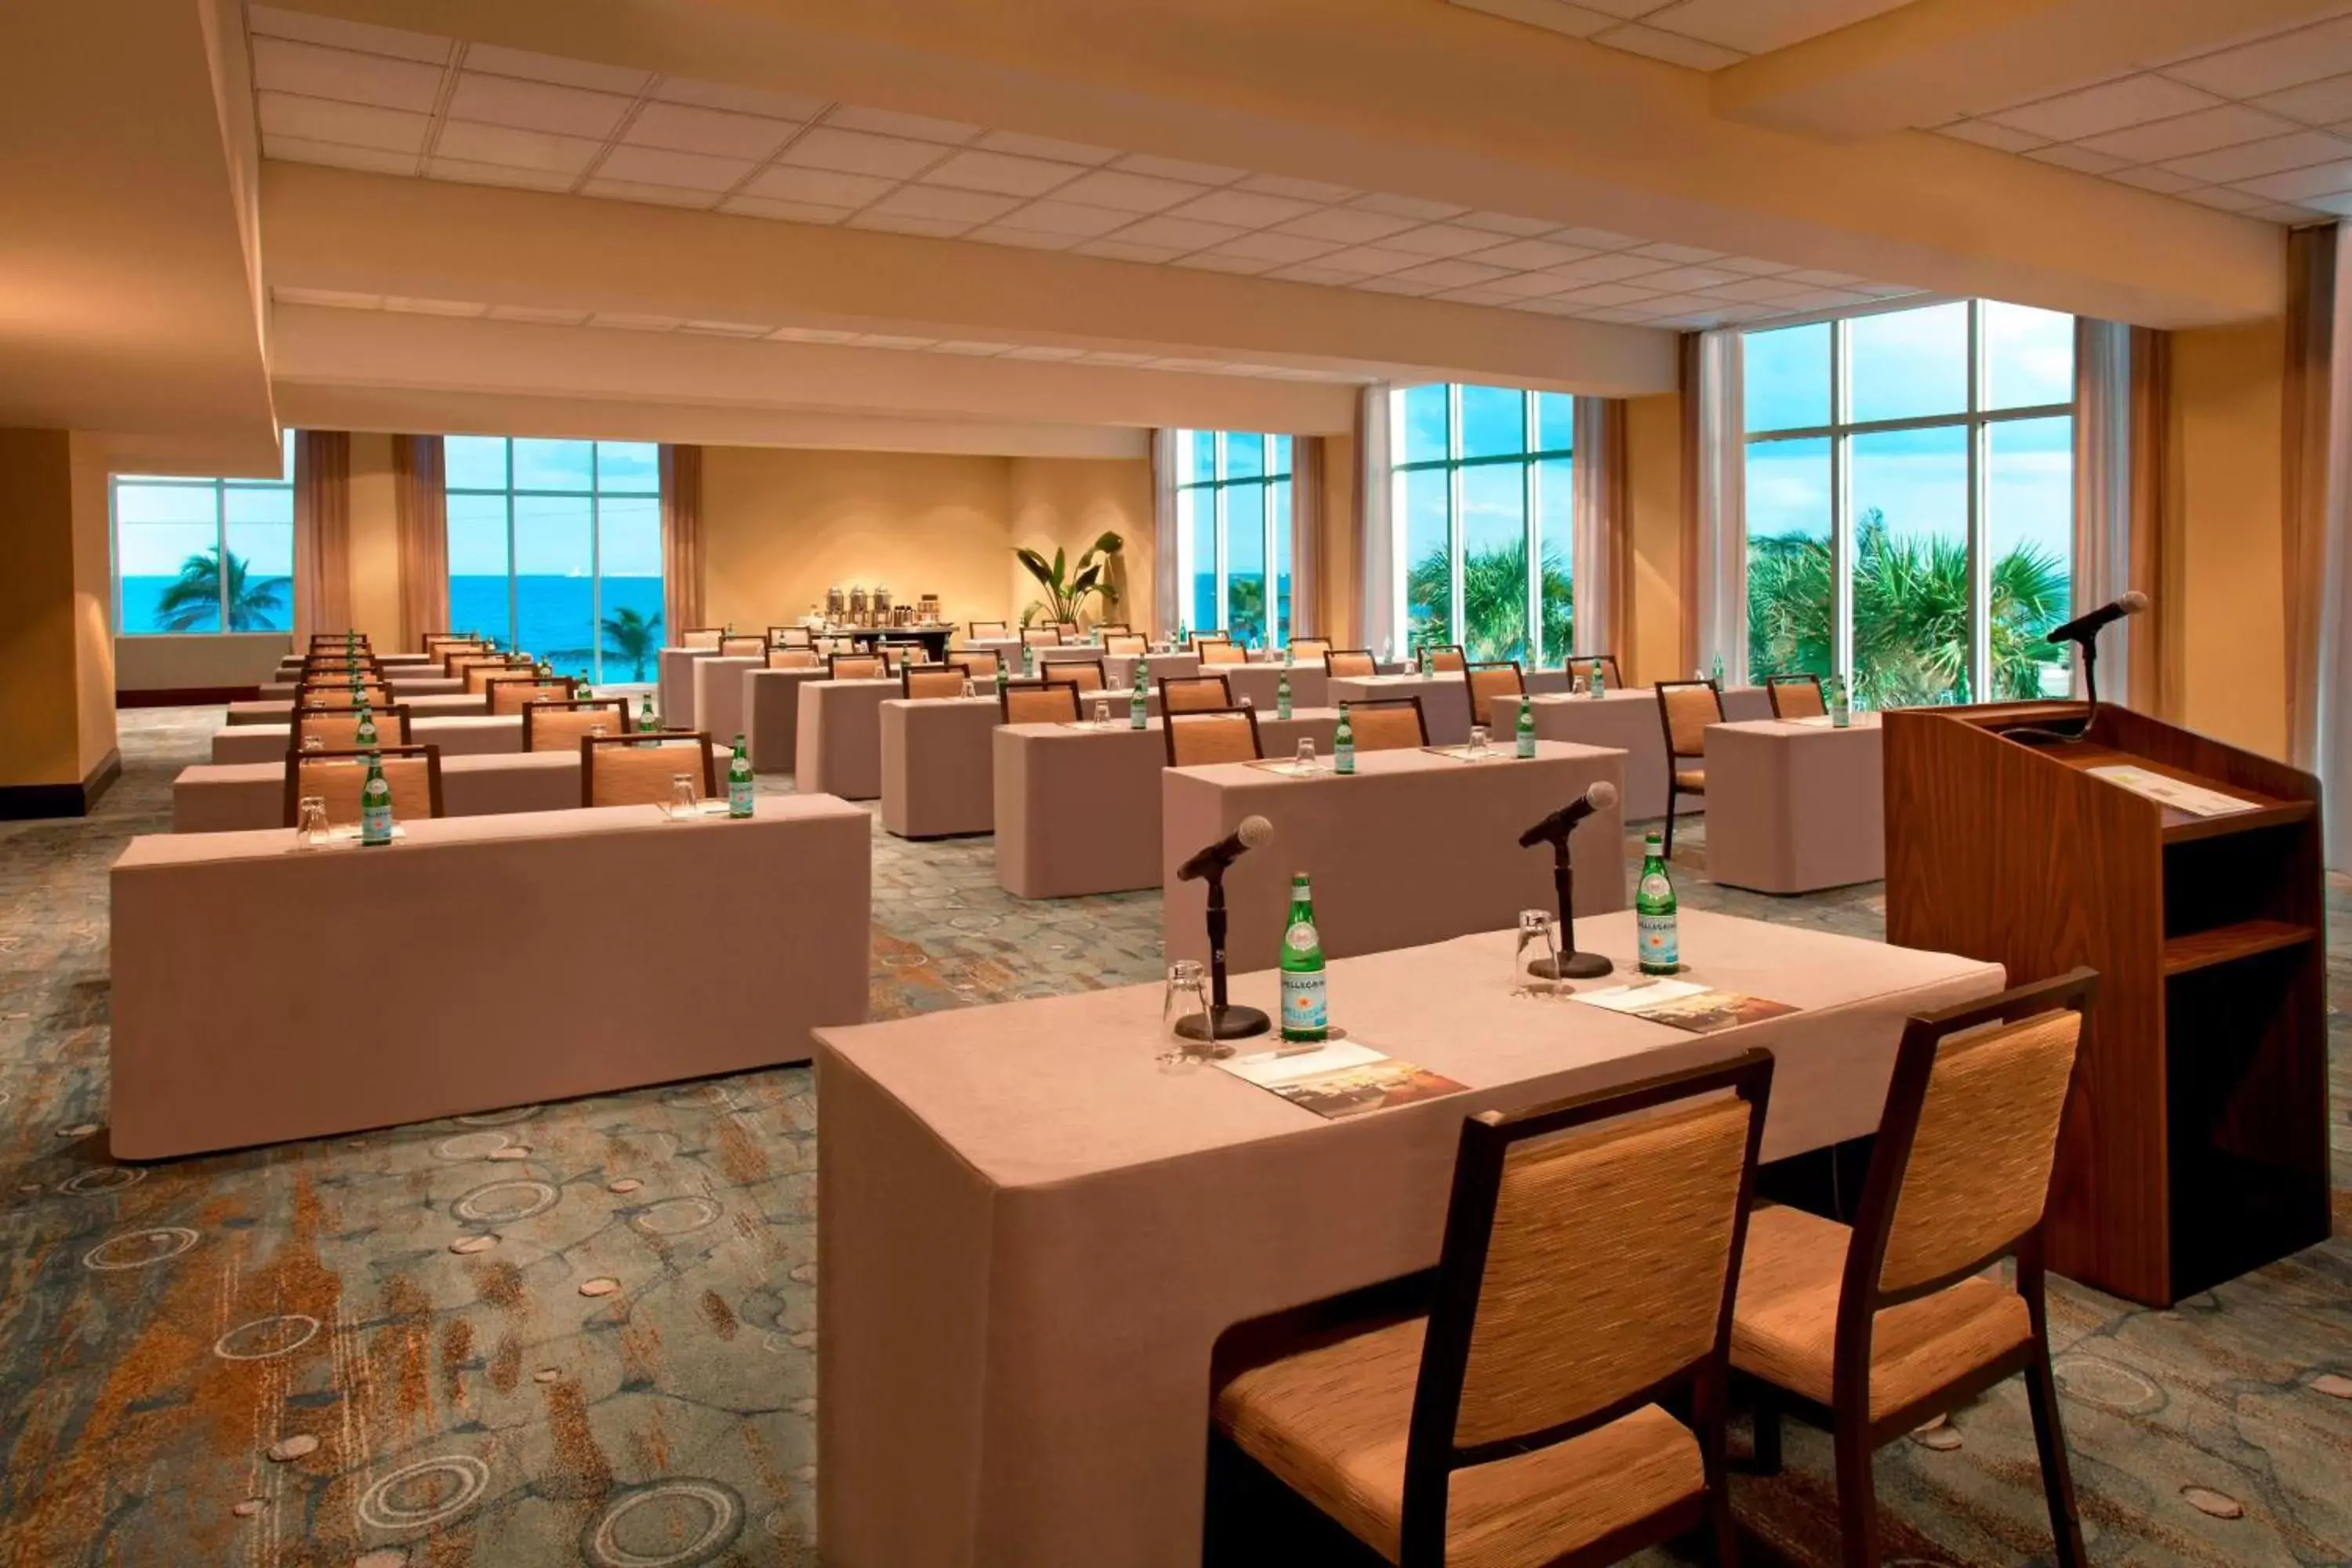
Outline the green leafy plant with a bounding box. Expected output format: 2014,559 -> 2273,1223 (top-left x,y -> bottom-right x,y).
599,605 -> 664,681
153,546 -> 288,631
1404,539 -> 1572,662
1015,532 -> 1123,626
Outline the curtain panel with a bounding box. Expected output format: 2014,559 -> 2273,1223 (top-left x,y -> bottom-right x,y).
1149,428 -> 1181,637
292,429 -> 351,643
2126,328 -> 2176,719
1571,397 -> 1628,662
1356,387 -> 1395,656
1290,435 -> 1324,639
2284,225 -> 2336,771
394,434 -> 448,648
1691,330 -> 1747,683
2314,222 -> 2352,868
660,445 -> 705,641
2072,320 -> 2135,706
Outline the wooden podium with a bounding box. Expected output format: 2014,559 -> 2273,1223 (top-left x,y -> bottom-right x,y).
1884,701 -> 2328,1307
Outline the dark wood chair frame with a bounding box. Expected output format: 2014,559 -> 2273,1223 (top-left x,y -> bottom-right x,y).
486,674 -> 581,716
828,652 -> 889,679
998,680 -> 1081,724
299,682 -> 396,707
1764,673 -> 1828,719
418,630 -> 479,652
1390,1049 -> 1775,1568
719,634 -> 772,658
1161,704 -> 1263,768
1022,626 -> 1066,648
1461,659 -> 1526,729
292,703 -> 412,747
1342,695 -> 1429,748
519,697 -> 630,751
1655,678 -> 1725,858
1158,673 -> 1234,713
1323,648 -> 1379,679
1746,969 -> 2100,1568
768,626 -> 815,648
281,743 -> 445,826
579,730 -> 717,806
968,619 -> 1010,638
1042,657 -> 1108,696
681,627 -> 728,648
1567,654 -> 1625,691
1094,622 -> 1131,636
1421,642 -> 1468,673
900,663 -> 971,699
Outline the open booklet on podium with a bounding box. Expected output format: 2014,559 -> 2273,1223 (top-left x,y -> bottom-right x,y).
1884,699 -> 2328,1308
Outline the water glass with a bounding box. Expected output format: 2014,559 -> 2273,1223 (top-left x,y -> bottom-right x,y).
1513,909 -> 1563,995
1468,724 -> 1490,758
1159,960 -> 1219,1067
1294,738 -> 1317,775
589,722 -> 609,739
1094,698 -> 1110,727
296,797 -> 330,848
300,734 -> 324,753
668,773 -> 699,820
962,677 -> 976,699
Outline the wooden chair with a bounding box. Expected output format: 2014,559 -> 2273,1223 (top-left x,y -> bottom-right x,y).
1045,658 -> 1107,695
1163,706 -> 1263,767
463,659 -> 538,696
767,648 -> 822,670
1022,626 -> 1065,648
1346,697 -> 1428,752
446,651 -> 521,684
1737,971 -> 2100,1568
1766,674 -> 1828,719
581,731 -> 717,807
1160,674 -> 1234,714
1287,637 -> 1333,664
719,634 -> 770,659
1568,654 -> 1624,692
299,682 -> 394,710
829,653 -> 887,680
1423,644 -> 1468,674
421,633 -> 482,659
1654,681 -> 1724,858
293,704 -> 410,750
307,632 -> 368,651
1200,640 -> 1247,667
969,619 -> 1009,638
281,745 -> 445,828
1000,681 -> 1080,724
902,665 -> 970,700
949,651 -> 1000,681
1325,649 -> 1378,679
1055,621 -> 1083,641
1463,661 -> 1525,729
1095,622 -> 1131,636
681,627 -> 726,650
1215,1050 -> 1774,1568
769,626 -> 815,648
521,699 -> 631,752
1105,633 -> 1149,656
485,675 -> 578,716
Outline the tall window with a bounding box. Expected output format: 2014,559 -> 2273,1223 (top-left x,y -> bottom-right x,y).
1175,432 -> 1293,646
445,437 -> 663,684
111,433 -> 296,634
1391,384 -> 1573,664
1744,300 -> 2074,707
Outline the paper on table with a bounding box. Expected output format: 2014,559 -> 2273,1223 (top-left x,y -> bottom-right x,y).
2084,764 -> 2259,817
1214,1039 -> 1466,1121
1570,978 -> 1798,1035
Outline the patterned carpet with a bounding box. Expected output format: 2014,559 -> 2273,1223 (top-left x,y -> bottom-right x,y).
0,708 -> 2343,1567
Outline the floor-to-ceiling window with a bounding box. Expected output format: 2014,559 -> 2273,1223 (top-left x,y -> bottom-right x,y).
1174,431 -> 1293,646
444,437 -> 663,684
1744,299 -> 2074,706
1390,383 -> 1573,665
111,433 -> 296,634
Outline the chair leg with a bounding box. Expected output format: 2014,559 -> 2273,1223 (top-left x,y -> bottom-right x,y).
1751,1386 -> 1783,1475
1664,783 -> 1679,858
1697,1376 -> 1739,1568
1834,1421 -> 1881,1568
2024,1349 -> 2089,1567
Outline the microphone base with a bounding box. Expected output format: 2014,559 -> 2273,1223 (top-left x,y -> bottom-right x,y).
1174,1004 -> 1272,1043
1530,952 -> 1613,982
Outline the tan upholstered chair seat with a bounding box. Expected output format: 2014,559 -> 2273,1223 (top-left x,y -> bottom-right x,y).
1730,1206 -> 2032,1421
1218,1317 -> 1704,1567
1675,768 -> 1707,791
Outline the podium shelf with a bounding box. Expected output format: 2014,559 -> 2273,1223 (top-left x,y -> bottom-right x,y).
2161,919 -> 2315,977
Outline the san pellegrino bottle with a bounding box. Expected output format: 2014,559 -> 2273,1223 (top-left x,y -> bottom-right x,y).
1830,675 -> 1852,729
1334,705 -> 1356,775
1128,679 -> 1147,731
1279,873 -> 1328,1043
1590,659 -> 1606,699
1283,642 -> 1294,667
995,662 -> 1011,698
359,753 -> 394,847
1710,653 -> 1726,688
1515,697 -> 1535,759
638,694 -> 657,734
1636,831 -> 1679,975
1276,669 -> 1293,720
728,735 -> 755,818
354,706 -> 379,750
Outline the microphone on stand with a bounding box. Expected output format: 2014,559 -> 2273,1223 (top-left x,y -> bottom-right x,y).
1519,782 -> 1619,982
2012,591 -> 2147,746
1176,815 -> 1276,1043
2046,590 -> 2148,650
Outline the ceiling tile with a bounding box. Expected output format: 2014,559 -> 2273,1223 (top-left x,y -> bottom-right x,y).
446,73 -> 633,139
253,38 -> 444,113
1986,74 -> 2223,141
848,212 -> 978,238
1113,153 -> 1250,185
1272,206 -> 1421,244
460,43 -> 648,95
1349,192 -> 1471,221
263,136 -> 418,176
822,105 -> 982,143
1780,267 -> 1864,286
930,340 -> 1018,355
625,102 -> 798,160
992,200 -> 1139,238
426,156 -> 579,191
1309,246 -> 1426,277
1850,282 -> 1922,298
1173,252 -> 1280,275
2105,165 -> 2206,194
967,224 -> 1083,250
852,333 -> 943,349
1553,281 -> 1664,307
2293,188 -> 2352,215
778,128 -> 951,179
865,185 -> 1022,223
720,196 -> 855,223
1713,255 -> 1796,275
1566,0 -> 1682,19
1458,237 -> 1594,270
969,129 -> 1119,165
1237,172 -> 1359,203
1635,263 -> 1740,290
2174,183 -> 2267,212
1541,252 -> 1670,285
743,165 -> 896,207
2161,129 -> 2352,182
1935,118 -> 2049,153
1377,223 -> 1513,257
1501,296 -> 1588,317
1389,258 -> 1512,288
2250,71 -> 2352,125
485,304 -> 601,326
1591,23 -> 1746,69
921,149 -> 1087,197
999,343 -> 1089,360
434,121 -> 604,175
678,318 -> 775,336
1107,215 -> 1246,250
1638,0 -> 1908,54
1450,211 -> 1555,237
1162,189 -> 1318,229
594,145 -> 753,192
1047,169 -> 1207,213
1449,0 -> 1617,41
260,93 -> 430,154
248,5 -> 449,65
2075,103 -> 2299,163
1768,288 -> 1873,310
1479,270 -> 1577,297
2247,200 -> 2333,221
652,78 -> 829,122
381,296 -> 489,316
1548,225 -> 1646,250
2161,15 -> 2352,100
1353,275 -> 1445,296
1267,264 -> 1366,286
2234,158 -> 2352,201
1700,276 -> 1813,303
590,312 -> 686,330
1072,239 -> 1187,263
1078,350 -> 1158,365
1433,285 -> 1526,307
1205,230 -> 1345,264
2025,144 -> 2130,174
1630,241 -> 1723,263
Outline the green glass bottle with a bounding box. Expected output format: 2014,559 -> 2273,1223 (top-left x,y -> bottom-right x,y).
359,753 -> 394,847
995,662 -> 1011,698
1128,677 -> 1148,730
1636,830 -> 1679,975
354,705 -> 379,750
1334,705 -> 1356,775
1830,674 -> 1852,728
1276,668 -> 1293,720
728,735 -> 755,818
1590,659 -> 1606,698
1710,653 -> 1726,688
638,694 -> 656,734
1515,696 -> 1535,758
1278,873 -> 1328,1043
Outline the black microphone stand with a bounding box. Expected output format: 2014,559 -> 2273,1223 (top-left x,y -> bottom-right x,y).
1527,829 -> 1613,982
2005,634 -> 2102,748
1177,862 -> 1272,1042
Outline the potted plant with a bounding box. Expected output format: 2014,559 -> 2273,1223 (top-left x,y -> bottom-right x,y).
1015,533 -> 1123,629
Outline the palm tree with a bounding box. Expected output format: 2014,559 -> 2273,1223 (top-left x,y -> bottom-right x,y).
153,546 -> 287,632
599,605 -> 663,681
1406,539 -> 1571,661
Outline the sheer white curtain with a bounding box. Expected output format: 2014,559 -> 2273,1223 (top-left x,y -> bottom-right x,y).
1693,330 -> 1747,681
1150,428 -> 1181,637
2073,320 -> 2135,704
2317,228 -> 2352,868
1571,397 -> 1623,659
1356,387 -> 1396,655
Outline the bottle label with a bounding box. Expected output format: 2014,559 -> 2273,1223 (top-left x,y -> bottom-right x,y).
361,800 -> 392,844
1280,971 -> 1328,1036
729,779 -> 755,817
1284,919 -> 1318,952
1334,742 -> 1354,773
1638,912 -> 1679,970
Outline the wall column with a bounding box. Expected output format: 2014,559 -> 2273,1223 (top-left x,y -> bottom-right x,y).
0,430 -> 119,818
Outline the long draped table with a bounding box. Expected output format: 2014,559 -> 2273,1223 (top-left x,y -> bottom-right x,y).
172,745 -> 731,831
211,715 -> 524,764
745,667 -> 832,774
1494,684 -> 1776,819
1705,712 -> 1884,893
227,693 -> 487,725
816,910 -> 2005,1566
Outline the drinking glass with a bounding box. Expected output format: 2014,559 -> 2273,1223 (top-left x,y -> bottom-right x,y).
1513,909 -> 1563,996
296,797 -> 330,848
589,723 -> 609,739
1159,960 -> 1218,1068
1294,738 -> 1317,775
669,773 -> 699,819
1094,698 -> 1109,727
962,678 -> 976,699
1468,725 -> 1490,758
300,734 -> 324,753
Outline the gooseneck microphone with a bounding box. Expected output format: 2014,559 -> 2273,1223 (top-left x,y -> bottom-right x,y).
1518,781 -> 1620,849
1178,815 -> 1272,883
2046,590 -> 2148,648
2009,590 -> 2147,746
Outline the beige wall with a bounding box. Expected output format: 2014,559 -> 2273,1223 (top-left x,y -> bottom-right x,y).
68,433 -> 117,774
1622,390 -> 1686,689
1007,457 -> 1153,631
2168,319 -> 2289,760
0,429 -> 117,793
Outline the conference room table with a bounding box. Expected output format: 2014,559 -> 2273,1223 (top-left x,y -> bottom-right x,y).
110,796 -> 873,1158
658,645 -> 722,729
745,666 -> 833,773
271,652 -> 435,679
993,711 -> 1346,898
1704,711 -> 1884,893
1162,741 -> 1626,971
877,686 -> 1193,837
1325,672 -> 1474,745
257,675 -> 464,700
1036,647 -> 1200,692
211,715 -> 524,764
797,677 -> 906,800
1492,684 -> 1776,820
172,744 -> 733,832
815,909 -> 2005,1567
691,655 -> 766,746
226,693 -> 489,725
